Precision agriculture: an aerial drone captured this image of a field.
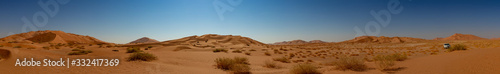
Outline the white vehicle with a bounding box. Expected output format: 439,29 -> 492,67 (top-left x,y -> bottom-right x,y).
444,43 -> 450,49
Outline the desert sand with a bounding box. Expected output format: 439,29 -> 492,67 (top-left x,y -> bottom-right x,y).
1,30 -> 500,74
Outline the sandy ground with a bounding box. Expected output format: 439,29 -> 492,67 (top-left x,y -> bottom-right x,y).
397,48 -> 500,74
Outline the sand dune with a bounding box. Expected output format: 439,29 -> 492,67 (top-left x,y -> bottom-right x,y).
128,37 -> 160,44
0,30 -> 108,44
1,31 -> 500,74
273,40 -> 327,45
434,33 -> 487,40
342,36 -> 426,43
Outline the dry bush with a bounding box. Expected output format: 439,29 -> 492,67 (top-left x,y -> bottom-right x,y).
332,56 -> 367,71
273,57 -> 290,63
244,52 -> 251,55
388,53 -> 407,61
231,64 -> 251,74
213,49 -> 228,53
126,47 -> 142,53
127,52 -> 157,61
0,49 -> 11,60
447,44 -> 467,52
373,55 -> 395,71
264,52 -> 271,56
234,57 -> 249,65
232,50 -> 243,53
215,57 -> 251,74
290,64 -> 321,74
263,60 -> 280,69
68,50 -> 93,55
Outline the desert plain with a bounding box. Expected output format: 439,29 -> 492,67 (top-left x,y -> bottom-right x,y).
1,30 -> 500,74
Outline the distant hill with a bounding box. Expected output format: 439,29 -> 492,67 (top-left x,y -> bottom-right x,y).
342,36 -> 426,43
434,33 -> 486,40
0,30 -> 108,44
128,37 -> 160,44
273,40 -> 327,45
160,34 -> 266,47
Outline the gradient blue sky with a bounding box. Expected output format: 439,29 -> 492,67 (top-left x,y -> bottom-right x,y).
1,0 -> 500,44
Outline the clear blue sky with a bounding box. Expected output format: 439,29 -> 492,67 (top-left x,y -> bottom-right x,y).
1,0 -> 500,44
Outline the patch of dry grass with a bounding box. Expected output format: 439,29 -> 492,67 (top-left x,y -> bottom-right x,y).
290,64 -> 321,74
331,56 -> 367,71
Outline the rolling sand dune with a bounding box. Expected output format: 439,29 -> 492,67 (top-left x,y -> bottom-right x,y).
0,30 -> 108,44
342,36 -> 426,43
128,37 -> 160,44
273,40 -> 327,45
1,31 -> 500,74
434,33 -> 487,40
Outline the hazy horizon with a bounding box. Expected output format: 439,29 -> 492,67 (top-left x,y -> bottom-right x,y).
1,0 -> 500,44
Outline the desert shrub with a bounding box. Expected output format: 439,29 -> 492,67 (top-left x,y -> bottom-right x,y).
0,49 -> 11,60
290,64 -> 321,74
213,49 -> 228,53
127,52 -> 157,61
72,49 -> 82,51
447,44 -> 467,52
249,49 -> 256,51
126,47 -> 142,53
13,46 -> 21,48
244,52 -> 251,55
232,50 -> 243,53
112,50 -> 119,52
68,50 -> 93,55
0,45 -> 3,47
332,56 -> 367,71
233,57 -> 249,65
215,57 -> 251,73
42,46 -> 50,50
215,57 -> 235,70
264,52 -> 271,56
373,55 -> 396,70
231,64 -> 251,74
264,60 -> 280,69
27,47 -> 36,49
273,57 -> 290,63
148,46 -> 153,48
388,53 -> 407,61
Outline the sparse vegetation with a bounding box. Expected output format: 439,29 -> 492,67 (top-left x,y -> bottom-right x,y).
13,46 -> 21,48
215,57 -> 251,74
0,45 -> 3,47
0,49 -> 10,60
148,46 -> 153,48
112,50 -> 119,52
68,50 -> 93,55
263,60 -> 280,69
127,52 -> 157,61
331,56 -> 367,71
244,52 -> 251,55
126,47 -> 142,53
213,49 -> 228,53
373,55 -> 396,71
232,50 -> 243,53
273,57 -> 290,63
72,49 -> 82,51
290,64 -> 321,74
264,52 -> 271,56
447,44 -> 467,52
